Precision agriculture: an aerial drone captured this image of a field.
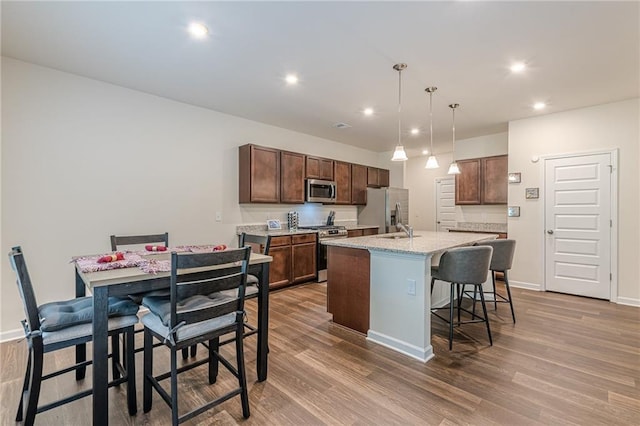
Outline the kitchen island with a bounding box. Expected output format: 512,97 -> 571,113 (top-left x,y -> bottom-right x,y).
323,231 -> 497,362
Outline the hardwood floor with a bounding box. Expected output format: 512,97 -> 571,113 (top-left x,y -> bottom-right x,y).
1,283 -> 639,425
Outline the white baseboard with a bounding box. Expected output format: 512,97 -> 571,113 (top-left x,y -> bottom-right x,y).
509,280 -> 541,291
366,330 -> 434,363
617,297 -> 640,307
1,328 -> 24,343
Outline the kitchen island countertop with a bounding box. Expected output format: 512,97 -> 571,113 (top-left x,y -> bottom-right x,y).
322,230 -> 497,255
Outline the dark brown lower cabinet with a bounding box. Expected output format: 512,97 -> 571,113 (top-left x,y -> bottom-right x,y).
327,246 -> 370,334
268,233 -> 317,289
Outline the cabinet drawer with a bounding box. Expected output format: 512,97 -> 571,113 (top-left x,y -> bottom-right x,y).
270,236 -> 291,247
292,233 -> 316,244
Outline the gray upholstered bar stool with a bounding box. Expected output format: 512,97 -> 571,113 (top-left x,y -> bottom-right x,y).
473,239 -> 517,322
430,246 -> 493,350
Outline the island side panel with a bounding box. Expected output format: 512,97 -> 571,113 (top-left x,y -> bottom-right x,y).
368,250 -> 434,363
327,245 -> 370,334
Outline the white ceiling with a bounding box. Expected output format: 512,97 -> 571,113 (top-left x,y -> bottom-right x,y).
2,1 -> 638,157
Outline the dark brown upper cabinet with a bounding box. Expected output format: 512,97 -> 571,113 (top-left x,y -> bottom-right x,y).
367,167 -> 390,188
240,144 -> 390,205
334,161 -> 352,205
280,151 -> 305,204
351,164 -> 368,205
482,155 -> 508,204
306,156 -> 334,180
455,155 -> 508,205
239,144 -> 280,203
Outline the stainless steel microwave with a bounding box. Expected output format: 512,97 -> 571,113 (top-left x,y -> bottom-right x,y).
306,179 -> 336,203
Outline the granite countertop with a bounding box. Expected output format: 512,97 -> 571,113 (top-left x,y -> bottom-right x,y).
346,225 -> 380,230
322,230 -> 497,256
448,222 -> 507,233
237,229 -> 317,237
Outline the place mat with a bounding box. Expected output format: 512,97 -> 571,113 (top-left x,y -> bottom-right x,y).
73,253 -> 145,273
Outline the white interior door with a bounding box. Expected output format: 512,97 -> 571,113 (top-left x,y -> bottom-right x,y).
544,153 -> 611,299
435,177 -> 456,232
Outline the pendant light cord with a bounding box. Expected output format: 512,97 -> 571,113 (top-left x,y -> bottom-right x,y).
429,91 -> 434,154
397,67 -> 402,147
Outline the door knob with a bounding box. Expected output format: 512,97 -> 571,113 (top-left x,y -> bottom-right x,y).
547,229 -> 554,234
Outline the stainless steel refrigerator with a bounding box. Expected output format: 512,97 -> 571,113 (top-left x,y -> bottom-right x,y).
357,187 -> 409,234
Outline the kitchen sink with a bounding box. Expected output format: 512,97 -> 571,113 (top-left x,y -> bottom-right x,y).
378,234 -> 421,239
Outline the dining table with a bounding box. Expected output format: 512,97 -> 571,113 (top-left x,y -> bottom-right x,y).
73,250 -> 272,426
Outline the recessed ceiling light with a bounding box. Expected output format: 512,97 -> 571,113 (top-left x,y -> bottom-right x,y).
411,128 -> 420,135
285,74 -> 299,85
510,62 -> 526,73
422,149 -> 429,155
533,102 -> 546,110
363,108 -> 374,116
188,22 -> 209,39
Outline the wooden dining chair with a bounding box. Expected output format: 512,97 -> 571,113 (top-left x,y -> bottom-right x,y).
141,247 -> 252,424
9,246 -> 139,425
237,232 -> 271,339
110,233 -> 197,360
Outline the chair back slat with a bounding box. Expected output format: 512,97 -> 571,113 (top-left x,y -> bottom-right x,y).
175,300 -> 240,326
111,232 -> 169,251
176,273 -> 244,300
8,246 -> 41,333
170,247 -> 251,328
239,232 -> 271,255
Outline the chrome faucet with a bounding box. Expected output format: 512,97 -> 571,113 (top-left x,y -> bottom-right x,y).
395,202 -> 413,238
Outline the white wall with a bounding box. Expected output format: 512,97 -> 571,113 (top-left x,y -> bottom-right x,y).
0,58 -> 385,335
508,98 -> 640,304
404,132 -> 508,230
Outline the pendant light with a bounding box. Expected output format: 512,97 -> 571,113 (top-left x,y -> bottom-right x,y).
447,103 -> 461,175
424,87 -> 439,169
391,63 -> 408,161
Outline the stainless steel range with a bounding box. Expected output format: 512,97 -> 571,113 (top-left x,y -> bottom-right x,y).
299,225 -> 348,282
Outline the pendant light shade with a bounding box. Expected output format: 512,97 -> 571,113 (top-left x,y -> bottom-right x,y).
391,63 -> 408,162
447,103 -> 461,175
424,87 -> 440,169
447,162 -> 461,174
392,145 -> 408,161
426,155 -> 439,168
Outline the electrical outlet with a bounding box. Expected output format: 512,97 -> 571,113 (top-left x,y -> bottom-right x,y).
407,279 -> 416,296
215,212 -> 222,222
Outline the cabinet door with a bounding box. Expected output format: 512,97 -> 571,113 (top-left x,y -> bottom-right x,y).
239,145 -> 280,203
367,167 -> 379,187
378,169 -> 390,187
455,159 -> 482,205
362,227 -> 379,236
347,229 -> 363,238
351,164 -> 368,205
280,151 -> 305,204
319,159 -> 334,180
334,161 -> 352,204
268,244 -> 291,288
306,156 -> 334,180
482,155 -> 508,204
292,242 -> 317,283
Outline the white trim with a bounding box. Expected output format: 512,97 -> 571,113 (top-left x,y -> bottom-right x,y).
617,297 -> 640,307
1,328 -> 25,343
366,330 -> 434,363
509,280 -> 542,291
541,149 -> 619,302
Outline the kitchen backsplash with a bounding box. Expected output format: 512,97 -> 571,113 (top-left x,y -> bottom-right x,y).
238,203 -> 357,228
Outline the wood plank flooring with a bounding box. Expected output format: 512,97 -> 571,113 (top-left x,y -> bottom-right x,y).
1,283 -> 639,425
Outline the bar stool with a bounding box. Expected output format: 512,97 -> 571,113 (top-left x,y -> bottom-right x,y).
430,246 -> 493,350
473,239 -> 517,322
